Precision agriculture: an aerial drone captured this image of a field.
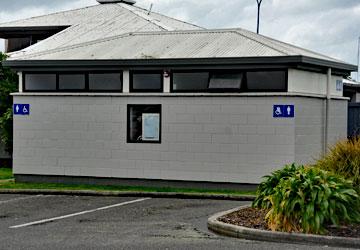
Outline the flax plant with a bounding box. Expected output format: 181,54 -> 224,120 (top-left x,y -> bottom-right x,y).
316,137 -> 360,189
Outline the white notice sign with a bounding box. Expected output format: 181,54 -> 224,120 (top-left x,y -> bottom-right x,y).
142,113 -> 160,141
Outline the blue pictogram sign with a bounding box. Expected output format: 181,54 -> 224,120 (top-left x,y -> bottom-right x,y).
13,104 -> 30,116
273,105 -> 294,118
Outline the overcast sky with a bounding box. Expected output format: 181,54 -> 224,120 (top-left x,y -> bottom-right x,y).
0,0 -> 359,76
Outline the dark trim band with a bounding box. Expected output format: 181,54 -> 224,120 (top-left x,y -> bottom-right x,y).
3,56 -> 357,73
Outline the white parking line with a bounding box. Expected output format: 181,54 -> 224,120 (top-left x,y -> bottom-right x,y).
10,197 -> 151,229
0,195 -> 43,205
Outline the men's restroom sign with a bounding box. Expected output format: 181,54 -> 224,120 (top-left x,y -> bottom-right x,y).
273,105 -> 294,118
13,104 -> 30,116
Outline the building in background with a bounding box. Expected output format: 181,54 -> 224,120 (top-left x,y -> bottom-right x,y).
344,78 -> 360,137
0,0 -> 357,187
344,78 -> 360,103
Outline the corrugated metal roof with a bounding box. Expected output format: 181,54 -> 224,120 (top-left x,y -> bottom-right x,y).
8,28 -> 348,64
0,2 -> 202,55
1,1 -> 355,71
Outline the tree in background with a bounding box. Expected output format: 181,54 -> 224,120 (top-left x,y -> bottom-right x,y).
0,52 -> 18,156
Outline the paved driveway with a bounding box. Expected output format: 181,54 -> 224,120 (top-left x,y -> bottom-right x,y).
0,194 -> 351,249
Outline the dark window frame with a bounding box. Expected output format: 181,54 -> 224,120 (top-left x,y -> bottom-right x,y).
170,70 -> 210,93
170,69 -> 288,93
127,104 -> 162,144
245,69 -> 288,92
23,71 -> 123,92
129,70 -> 164,93
58,73 -> 87,91
23,72 -> 58,92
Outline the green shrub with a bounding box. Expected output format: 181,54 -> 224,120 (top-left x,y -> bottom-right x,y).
0,52 -> 18,155
265,166 -> 360,234
315,137 -> 360,189
252,163 -> 299,209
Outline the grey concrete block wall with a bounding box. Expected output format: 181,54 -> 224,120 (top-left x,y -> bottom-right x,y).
13,95 -> 347,184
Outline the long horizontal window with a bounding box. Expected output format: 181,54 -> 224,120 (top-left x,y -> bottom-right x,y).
23,72 -> 122,92
130,71 -> 163,92
171,70 -> 286,92
246,71 -> 286,91
59,74 -> 86,90
89,73 -> 122,91
172,72 -> 209,91
208,73 -> 243,90
24,74 -> 57,91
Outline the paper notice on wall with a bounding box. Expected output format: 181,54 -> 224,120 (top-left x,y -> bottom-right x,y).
142,113 -> 160,141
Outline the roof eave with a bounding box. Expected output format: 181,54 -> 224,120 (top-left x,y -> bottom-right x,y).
3,56 -> 356,73
301,56 -> 357,72
0,26 -> 70,38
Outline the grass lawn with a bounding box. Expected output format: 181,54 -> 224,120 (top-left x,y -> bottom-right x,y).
0,168 -> 255,196
0,168 -> 13,180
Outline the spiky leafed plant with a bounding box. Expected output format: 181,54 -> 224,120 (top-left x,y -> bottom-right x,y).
315,137 -> 360,189
252,163 -> 299,209
265,166 -> 360,234
0,53 -> 18,156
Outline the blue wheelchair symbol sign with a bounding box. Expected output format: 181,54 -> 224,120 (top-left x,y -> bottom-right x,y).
14,104 -> 30,115
273,105 -> 294,118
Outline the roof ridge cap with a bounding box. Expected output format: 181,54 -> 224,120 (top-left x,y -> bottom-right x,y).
233,29 -> 289,56
120,3 -> 204,30
118,3 -> 169,31
9,29 -> 219,59
234,28 -> 343,62
17,29 -> 264,58
10,32 -> 134,60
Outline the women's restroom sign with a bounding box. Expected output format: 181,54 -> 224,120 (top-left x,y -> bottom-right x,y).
13,104 -> 30,116
273,105 -> 294,118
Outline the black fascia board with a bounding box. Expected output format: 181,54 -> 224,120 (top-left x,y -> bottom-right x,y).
3,55 -> 356,73
300,56 -> 357,72
0,26 -> 69,38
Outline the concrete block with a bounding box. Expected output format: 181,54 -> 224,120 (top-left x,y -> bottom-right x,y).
160,151 -> 177,161
176,133 -> 195,143
185,143 -> 204,153
142,151 -> 161,161
238,125 -> 258,135
247,135 -> 266,145
266,135 -> 294,145
176,114 -> 195,123
193,152 -> 212,162
202,144 -> 221,153
211,114 -> 230,124
219,144 -> 238,153
194,113 -> 211,123
247,114 -> 268,125
176,152 -> 194,162
193,133 -> 212,143
169,124 -> 202,133
257,126 -> 276,135
229,114 -> 247,125
64,167 -> 81,176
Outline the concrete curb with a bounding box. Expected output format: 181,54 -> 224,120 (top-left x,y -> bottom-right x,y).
208,205 -> 360,249
0,189 -> 255,201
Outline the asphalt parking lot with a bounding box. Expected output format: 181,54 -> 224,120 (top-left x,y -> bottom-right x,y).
0,194 -> 352,250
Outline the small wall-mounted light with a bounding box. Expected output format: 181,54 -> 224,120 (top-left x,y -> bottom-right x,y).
163,70 -> 170,78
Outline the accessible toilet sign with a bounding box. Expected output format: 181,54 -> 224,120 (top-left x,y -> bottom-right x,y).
273,105 -> 294,118
13,104 -> 30,116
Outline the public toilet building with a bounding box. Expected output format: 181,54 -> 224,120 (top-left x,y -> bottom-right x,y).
1,0 -> 356,186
